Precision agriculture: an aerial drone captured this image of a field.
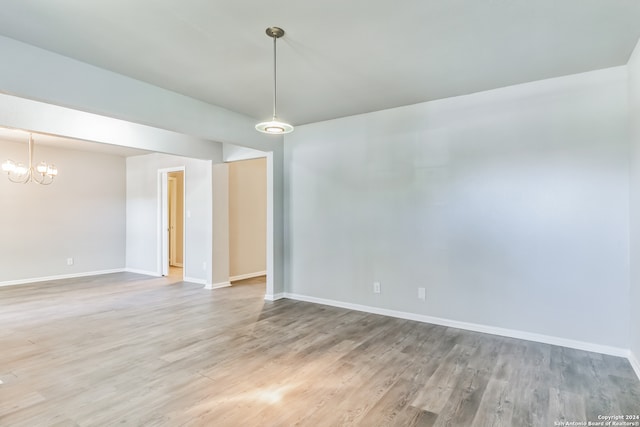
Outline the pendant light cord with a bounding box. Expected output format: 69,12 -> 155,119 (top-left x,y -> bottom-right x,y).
272,34 -> 278,120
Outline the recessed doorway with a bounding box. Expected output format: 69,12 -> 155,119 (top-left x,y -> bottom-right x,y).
228,157 -> 267,284
160,167 -> 185,279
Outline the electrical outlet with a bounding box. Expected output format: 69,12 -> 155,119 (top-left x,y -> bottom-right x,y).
418,287 -> 426,301
373,282 -> 381,294
67,258 -> 74,266
202,261 -> 207,271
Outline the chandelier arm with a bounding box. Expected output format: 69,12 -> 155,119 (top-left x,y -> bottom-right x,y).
37,175 -> 53,185
8,171 -> 30,184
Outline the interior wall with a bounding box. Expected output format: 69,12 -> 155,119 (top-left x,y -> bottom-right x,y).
229,158 -> 267,278
0,139 -> 125,283
628,38 -> 640,367
285,66 -> 630,349
212,163 -> 230,287
126,153 -> 212,284
168,171 -> 184,266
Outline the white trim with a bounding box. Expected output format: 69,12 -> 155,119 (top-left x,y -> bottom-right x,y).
0,269 -> 125,287
125,268 -> 162,277
204,281 -> 232,290
264,293 -> 285,301
283,293 -> 630,358
230,271 -> 267,282
184,276 -> 207,285
629,351 -> 640,381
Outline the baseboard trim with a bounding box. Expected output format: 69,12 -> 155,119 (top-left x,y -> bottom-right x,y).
264,292 -> 285,301
629,351 -> 640,381
230,271 -> 267,282
0,269 -> 126,287
283,293 -> 629,359
124,268 -> 162,277
204,281 -> 231,290
184,276 -> 207,286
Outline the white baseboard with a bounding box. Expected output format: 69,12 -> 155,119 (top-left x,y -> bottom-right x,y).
283,293 -> 630,359
629,351 -> 640,381
264,292 -> 285,301
0,269 -> 126,288
124,268 -> 162,277
230,271 -> 267,282
184,276 -> 207,286
204,281 -> 231,290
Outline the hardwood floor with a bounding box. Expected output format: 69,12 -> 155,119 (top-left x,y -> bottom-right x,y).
0,273 -> 638,426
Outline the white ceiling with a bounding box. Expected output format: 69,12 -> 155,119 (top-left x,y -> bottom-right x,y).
0,1 -> 638,126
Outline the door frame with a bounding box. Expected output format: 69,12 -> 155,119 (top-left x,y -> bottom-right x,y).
158,166 -> 185,276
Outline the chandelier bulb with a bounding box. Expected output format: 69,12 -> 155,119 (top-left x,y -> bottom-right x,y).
2,159 -> 15,173
37,161 -> 48,174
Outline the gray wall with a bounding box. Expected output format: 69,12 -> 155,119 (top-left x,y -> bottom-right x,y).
285,67 -> 630,349
628,39 -> 640,365
126,153 -> 214,284
0,140 -> 125,283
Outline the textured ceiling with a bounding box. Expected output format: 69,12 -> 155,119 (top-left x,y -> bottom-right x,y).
0,0 -> 639,126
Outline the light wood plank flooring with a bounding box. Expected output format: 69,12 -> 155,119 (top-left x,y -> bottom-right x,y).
0,273 -> 638,426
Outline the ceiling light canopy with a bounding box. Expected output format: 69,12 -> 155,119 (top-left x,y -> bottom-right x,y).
256,27 -> 294,135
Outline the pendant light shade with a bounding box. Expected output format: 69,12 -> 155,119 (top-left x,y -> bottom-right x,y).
255,119 -> 294,134
256,27 -> 294,135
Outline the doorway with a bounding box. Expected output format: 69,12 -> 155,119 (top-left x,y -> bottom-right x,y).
228,157 -> 267,284
168,171 -> 184,275
160,167 -> 185,279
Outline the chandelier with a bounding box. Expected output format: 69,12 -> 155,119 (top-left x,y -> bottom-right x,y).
2,133 -> 58,185
255,27 -> 294,134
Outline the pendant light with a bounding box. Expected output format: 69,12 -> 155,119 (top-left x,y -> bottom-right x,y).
256,27 -> 294,134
